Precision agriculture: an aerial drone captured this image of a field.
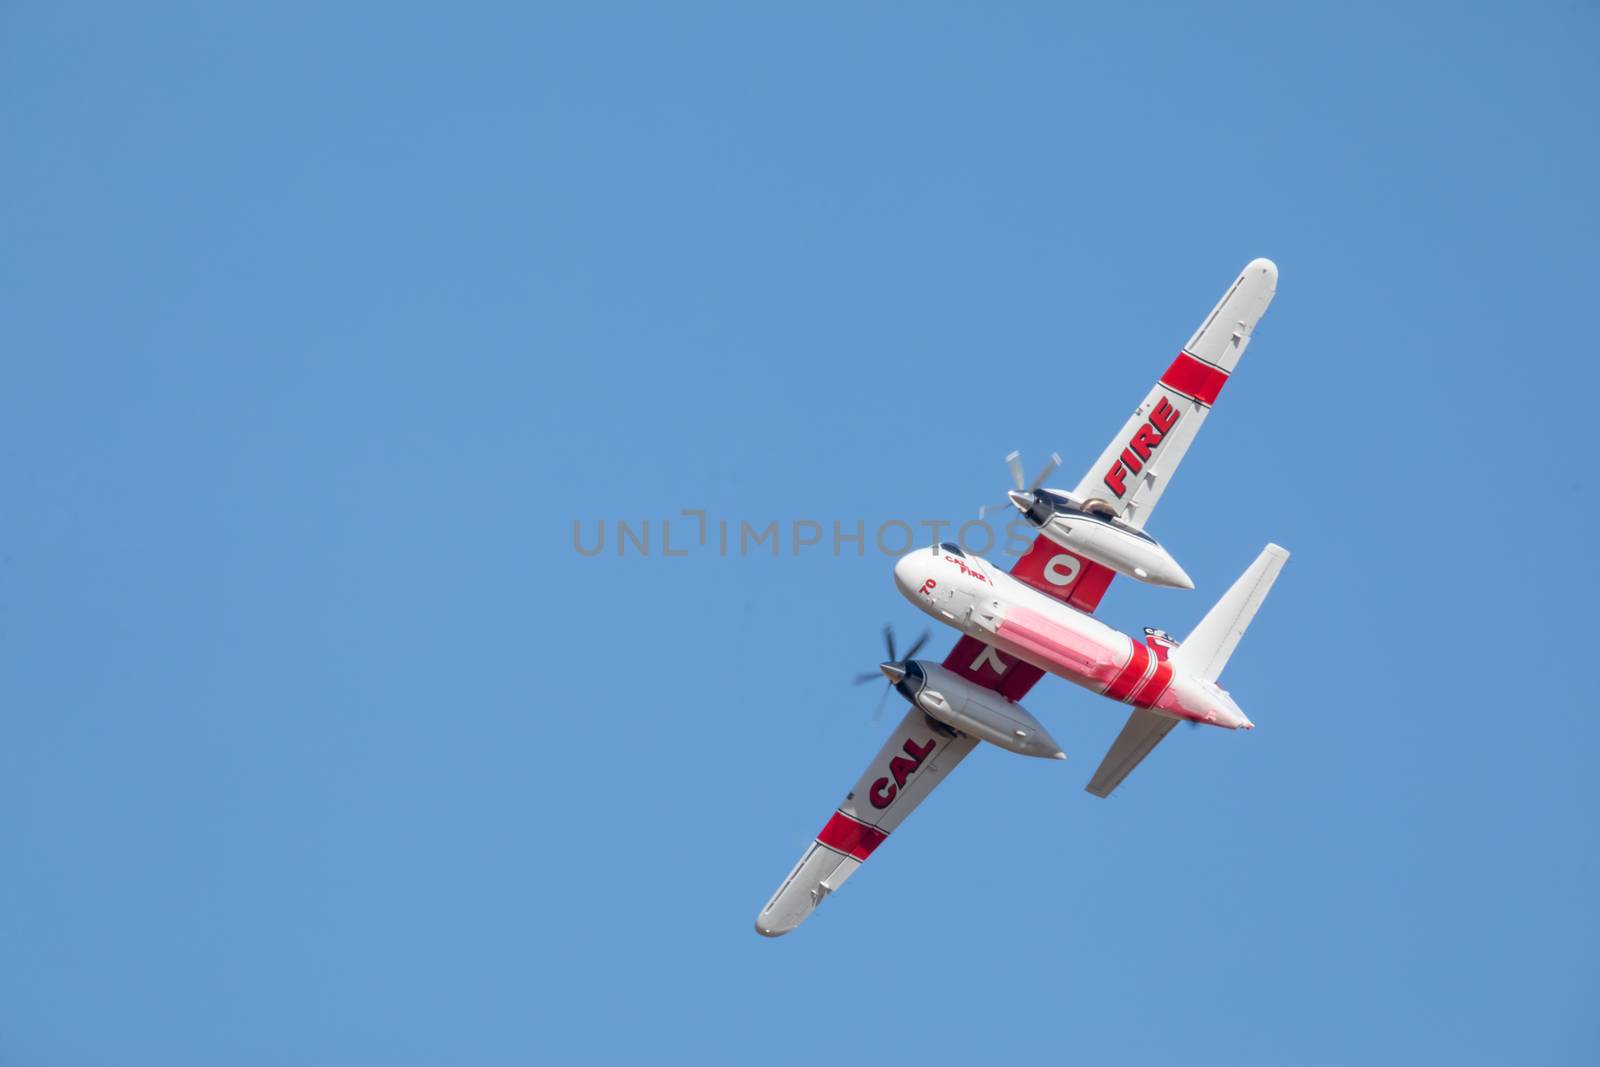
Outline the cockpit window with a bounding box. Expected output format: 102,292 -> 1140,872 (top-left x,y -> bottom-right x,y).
938,541 -> 965,556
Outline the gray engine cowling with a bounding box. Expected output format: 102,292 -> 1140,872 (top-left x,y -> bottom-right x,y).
893,661 -> 1065,760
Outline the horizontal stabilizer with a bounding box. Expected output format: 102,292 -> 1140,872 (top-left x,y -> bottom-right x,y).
1086,707 -> 1179,797
1170,544 -> 1289,683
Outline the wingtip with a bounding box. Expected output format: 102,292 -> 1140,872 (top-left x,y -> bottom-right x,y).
1245,257 -> 1279,282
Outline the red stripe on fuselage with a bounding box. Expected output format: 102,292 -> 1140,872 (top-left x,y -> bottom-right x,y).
1103,640 -> 1152,702
816,811 -> 889,860
1160,351 -> 1229,406
1129,656 -> 1175,707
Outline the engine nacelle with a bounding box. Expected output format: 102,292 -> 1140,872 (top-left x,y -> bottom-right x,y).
1038,511 -> 1193,589
898,662 -> 1065,760
1014,489 -> 1194,589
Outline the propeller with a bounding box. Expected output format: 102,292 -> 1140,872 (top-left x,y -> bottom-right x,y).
851,624 -> 930,720
978,449 -> 1062,519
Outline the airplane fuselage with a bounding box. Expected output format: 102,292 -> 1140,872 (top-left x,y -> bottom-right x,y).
893,547 -> 1251,730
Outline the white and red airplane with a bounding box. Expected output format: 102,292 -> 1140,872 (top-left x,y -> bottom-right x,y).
757,258 -> 1288,937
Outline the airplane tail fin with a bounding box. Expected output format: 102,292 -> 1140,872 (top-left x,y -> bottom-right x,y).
1168,544 -> 1289,683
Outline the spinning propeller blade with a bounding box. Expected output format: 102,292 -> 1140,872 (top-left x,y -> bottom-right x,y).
1028,452 -> 1062,491
979,450 -> 1062,519
1006,450 -> 1026,491
853,624 -> 930,720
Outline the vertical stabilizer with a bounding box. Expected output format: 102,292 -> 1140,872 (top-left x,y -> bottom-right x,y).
1169,544 -> 1289,683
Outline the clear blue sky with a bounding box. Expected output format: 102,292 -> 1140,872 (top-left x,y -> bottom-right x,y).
2,3 -> 1596,1064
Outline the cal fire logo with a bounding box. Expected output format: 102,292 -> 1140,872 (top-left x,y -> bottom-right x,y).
944,554 -> 991,584
1103,396 -> 1180,497
868,736 -> 938,809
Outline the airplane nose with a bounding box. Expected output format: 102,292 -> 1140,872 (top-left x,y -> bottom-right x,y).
893,552 -> 921,595
1007,489 -> 1031,512
878,662 -> 905,684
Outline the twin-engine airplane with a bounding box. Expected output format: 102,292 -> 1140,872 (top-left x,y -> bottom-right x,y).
757,258 -> 1289,937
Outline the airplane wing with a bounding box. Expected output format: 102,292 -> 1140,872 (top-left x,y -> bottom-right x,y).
1071,258 -> 1278,528
1085,707 -> 1179,798
755,708 -> 979,936
757,261 -> 1283,933
757,535 -> 1118,937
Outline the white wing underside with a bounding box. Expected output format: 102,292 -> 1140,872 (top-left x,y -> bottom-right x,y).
1071,259 -> 1278,528
756,708 -> 979,937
